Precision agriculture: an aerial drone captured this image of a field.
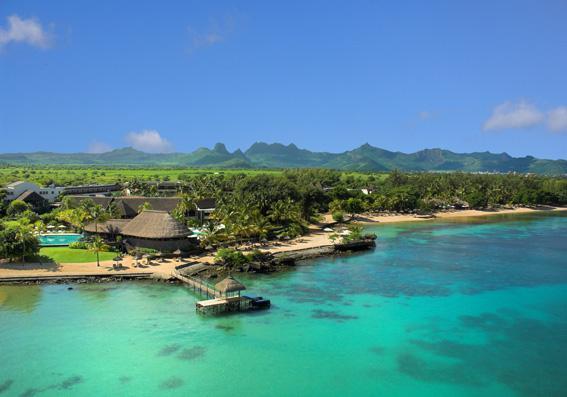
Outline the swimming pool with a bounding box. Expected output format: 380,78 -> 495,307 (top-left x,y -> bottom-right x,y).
39,234 -> 84,247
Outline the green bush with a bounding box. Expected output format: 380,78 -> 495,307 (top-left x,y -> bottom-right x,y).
332,210 -> 345,222
139,247 -> 158,254
215,248 -> 250,266
69,241 -> 90,250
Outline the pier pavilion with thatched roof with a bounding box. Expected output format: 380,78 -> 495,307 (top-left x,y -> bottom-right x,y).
215,276 -> 246,298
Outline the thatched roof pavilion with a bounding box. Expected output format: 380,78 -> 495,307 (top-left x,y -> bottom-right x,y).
121,210 -> 189,239
84,219 -> 131,235
215,276 -> 246,297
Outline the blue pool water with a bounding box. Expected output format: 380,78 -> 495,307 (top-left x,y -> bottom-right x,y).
38,233 -> 83,246
1,212 -> 566,396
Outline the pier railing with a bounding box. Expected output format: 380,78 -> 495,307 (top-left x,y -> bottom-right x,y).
172,267 -> 219,298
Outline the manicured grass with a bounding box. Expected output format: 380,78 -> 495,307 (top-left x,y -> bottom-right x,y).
39,247 -> 116,264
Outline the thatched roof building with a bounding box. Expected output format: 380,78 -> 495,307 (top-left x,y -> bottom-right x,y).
66,196 -> 114,208
84,219 -> 130,235
84,210 -> 197,252
215,276 -> 246,297
121,210 -> 189,239
65,196 -> 182,219
114,197 -> 182,218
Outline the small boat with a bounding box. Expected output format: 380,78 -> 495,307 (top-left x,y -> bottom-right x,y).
243,295 -> 271,310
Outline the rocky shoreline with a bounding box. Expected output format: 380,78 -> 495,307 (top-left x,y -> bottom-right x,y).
197,238 -> 377,281
0,239 -> 377,286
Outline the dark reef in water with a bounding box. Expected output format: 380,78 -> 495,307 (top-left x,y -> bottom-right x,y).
157,344 -> 181,357
400,311 -> 567,397
0,380 -> 13,395
311,309 -> 358,322
18,376 -> 84,397
159,377 -> 184,390
177,346 -> 206,361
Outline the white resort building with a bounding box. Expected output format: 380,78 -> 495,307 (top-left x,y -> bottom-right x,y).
3,181 -> 65,203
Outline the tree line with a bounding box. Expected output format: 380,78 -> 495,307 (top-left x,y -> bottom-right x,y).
1,169 -> 566,261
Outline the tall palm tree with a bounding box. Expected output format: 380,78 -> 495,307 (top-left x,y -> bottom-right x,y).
82,204 -> 110,266
88,236 -> 106,267
15,223 -> 34,263
83,204 -> 110,234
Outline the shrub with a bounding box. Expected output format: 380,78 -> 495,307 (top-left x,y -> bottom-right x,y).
69,241 -> 90,249
246,249 -> 269,262
332,210 -> 345,222
215,248 -> 249,266
139,247 -> 158,254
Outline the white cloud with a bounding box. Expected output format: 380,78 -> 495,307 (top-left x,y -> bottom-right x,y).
0,15 -> 51,49
547,107 -> 567,133
125,130 -> 173,153
192,32 -> 224,49
188,16 -> 236,53
483,100 -> 544,131
418,111 -> 432,120
87,141 -> 113,154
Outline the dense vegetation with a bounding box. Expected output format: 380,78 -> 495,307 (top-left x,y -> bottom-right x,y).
1,141 -> 566,173
1,168 -> 566,262
0,165 -> 281,186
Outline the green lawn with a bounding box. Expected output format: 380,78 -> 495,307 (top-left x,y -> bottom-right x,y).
39,247 -> 116,264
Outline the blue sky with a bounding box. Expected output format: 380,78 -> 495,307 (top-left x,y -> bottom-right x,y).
1,0 -> 566,159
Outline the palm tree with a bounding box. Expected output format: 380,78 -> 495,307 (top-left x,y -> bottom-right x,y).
14,222 -> 35,263
88,236 -> 106,267
199,222 -> 225,249
137,201 -> 152,213
83,204 -> 110,234
172,194 -> 195,222
82,204 -> 110,266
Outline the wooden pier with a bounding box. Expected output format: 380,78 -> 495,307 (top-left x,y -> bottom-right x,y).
173,272 -> 218,298
172,264 -> 270,315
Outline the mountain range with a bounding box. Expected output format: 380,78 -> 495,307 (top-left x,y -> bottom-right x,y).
1,142 -> 566,174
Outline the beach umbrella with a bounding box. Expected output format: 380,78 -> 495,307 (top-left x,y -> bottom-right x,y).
173,249 -> 183,262
134,252 -> 142,267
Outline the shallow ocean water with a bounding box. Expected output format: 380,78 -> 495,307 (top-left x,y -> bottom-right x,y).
1,212 -> 566,397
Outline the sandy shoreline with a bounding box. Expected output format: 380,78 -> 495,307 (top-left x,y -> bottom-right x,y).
355,206 -> 567,224
1,206 -> 565,281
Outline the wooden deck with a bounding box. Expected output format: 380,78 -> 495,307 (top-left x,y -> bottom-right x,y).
173,271 -> 218,298
196,296 -> 252,315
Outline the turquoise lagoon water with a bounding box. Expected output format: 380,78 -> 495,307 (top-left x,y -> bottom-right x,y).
38,234 -> 83,247
1,213 -> 566,397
